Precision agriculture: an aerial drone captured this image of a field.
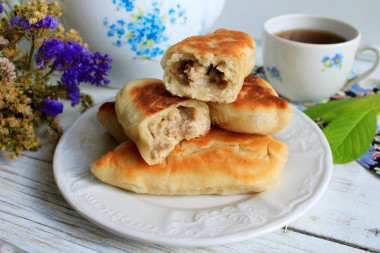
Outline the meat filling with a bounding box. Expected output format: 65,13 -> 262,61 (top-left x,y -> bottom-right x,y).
148,106 -> 198,159
176,60 -> 227,88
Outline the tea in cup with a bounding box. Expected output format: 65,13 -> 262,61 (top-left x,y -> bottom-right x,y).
263,14 -> 380,103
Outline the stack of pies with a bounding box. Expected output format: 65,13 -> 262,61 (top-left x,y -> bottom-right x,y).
91,29 -> 294,195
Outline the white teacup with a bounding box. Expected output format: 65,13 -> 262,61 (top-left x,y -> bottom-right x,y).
263,14 -> 380,103
58,0 -> 225,88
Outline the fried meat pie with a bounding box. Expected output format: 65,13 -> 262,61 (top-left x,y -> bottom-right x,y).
91,128 -> 289,195
115,78 -> 210,165
161,29 -> 256,103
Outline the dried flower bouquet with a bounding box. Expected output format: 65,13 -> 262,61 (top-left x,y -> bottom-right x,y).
0,0 -> 112,159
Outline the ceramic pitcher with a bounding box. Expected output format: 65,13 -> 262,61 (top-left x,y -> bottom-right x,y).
58,0 -> 226,88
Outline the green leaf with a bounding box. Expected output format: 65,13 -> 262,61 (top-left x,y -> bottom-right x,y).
323,107 -> 377,164
303,93 -> 380,121
304,98 -> 356,121
322,95 -> 380,122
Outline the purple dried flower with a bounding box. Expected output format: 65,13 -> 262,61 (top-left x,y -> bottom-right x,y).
35,40 -> 112,104
58,41 -> 91,69
9,16 -> 20,26
0,3 -> 3,14
35,39 -> 64,70
10,16 -> 32,30
61,67 -> 79,86
34,15 -> 59,29
64,81 -> 81,105
40,98 -> 63,117
10,15 -> 59,30
92,52 -> 112,87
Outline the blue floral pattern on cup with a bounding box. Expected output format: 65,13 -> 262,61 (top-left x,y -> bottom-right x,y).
322,53 -> 343,70
103,0 -> 187,60
266,66 -> 283,82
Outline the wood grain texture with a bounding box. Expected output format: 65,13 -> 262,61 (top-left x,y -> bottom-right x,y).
1,135 -> 378,253
0,86 -> 379,253
290,163 -> 380,252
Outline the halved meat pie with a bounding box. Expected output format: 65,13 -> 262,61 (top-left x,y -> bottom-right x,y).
161,29 -> 256,103
115,78 -> 210,165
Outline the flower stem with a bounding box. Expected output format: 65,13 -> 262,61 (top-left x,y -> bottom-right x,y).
27,35 -> 35,70
40,67 -> 55,80
13,81 -> 43,93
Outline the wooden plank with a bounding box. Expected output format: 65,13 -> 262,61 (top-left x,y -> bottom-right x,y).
0,154 -> 373,252
288,162 -> 380,252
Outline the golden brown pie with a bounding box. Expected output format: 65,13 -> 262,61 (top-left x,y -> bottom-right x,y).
115,78 -> 210,165
161,29 -> 256,103
91,128 -> 289,195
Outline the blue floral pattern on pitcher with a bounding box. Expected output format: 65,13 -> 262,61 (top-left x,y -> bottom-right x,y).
103,0 -> 187,60
112,0 -> 135,11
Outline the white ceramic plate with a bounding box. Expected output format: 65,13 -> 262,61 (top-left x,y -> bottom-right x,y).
53,103 -> 333,247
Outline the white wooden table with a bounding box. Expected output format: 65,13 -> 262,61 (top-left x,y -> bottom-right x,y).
1,60 -> 380,253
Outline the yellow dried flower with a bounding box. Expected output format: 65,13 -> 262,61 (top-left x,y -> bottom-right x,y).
0,128 -> 9,136
56,23 -> 65,33
7,117 -> 19,128
32,28 -> 50,40
25,0 -> 48,24
23,140 -> 34,150
13,4 -> 20,11
63,29 -> 85,46
0,57 -> 16,85
3,48 -> 15,58
52,24 -> 65,40
16,104 -> 32,115
0,36 -> 7,46
35,38 -> 44,48
47,1 -> 63,17
22,96 -> 32,105
6,152 -> 15,160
